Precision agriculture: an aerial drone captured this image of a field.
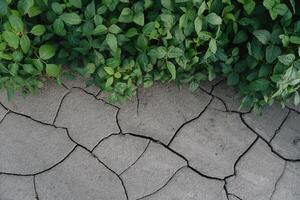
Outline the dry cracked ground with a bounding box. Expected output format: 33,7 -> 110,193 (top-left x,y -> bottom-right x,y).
0,77 -> 299,200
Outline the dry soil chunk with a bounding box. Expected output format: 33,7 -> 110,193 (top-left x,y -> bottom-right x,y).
35,147 -> 127,200
170,100 -> 256,178
226,139 -> 285,200
0,113 -> 75,174
272,162 -> 300,200
0,80 -> 68,124
118,83 -> 211,144
93,134 -> 149,174
121,142 -> 186,199
0,175 -> 35,200
54,88 -> 119,150
141,167 -> 227,200
271,111 -> 300,160
243,103 -> 289,141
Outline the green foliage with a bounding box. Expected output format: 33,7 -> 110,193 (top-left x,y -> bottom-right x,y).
0,0 -> 299,110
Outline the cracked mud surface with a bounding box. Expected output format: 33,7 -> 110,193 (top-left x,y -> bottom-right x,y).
0,80 -> 299,200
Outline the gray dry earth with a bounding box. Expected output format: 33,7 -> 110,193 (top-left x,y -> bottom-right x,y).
0,77 -> 299,200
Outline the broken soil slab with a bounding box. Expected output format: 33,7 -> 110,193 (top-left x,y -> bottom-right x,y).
140,167 -> 227,200
118,83 -> 211,144
0,175 -> 35,200
121,141 -> 187,200
0,80 -> 68,124
0,113 -> 75,175
226,139 -> 285,200
170,99 -> 256,179
271,162 -> 300,200
35,147 -> 127,200
271,111 -> 300,160
243,103 -> 289,141
54,88 -> 119,150
93,134 -> 149,174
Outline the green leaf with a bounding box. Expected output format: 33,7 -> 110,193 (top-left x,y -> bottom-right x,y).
240,95 -> 254,109
144,79 -> 153,88
94,51 -> 105,65
137,53 -> 149,70
30,25 -> 46,36
197,1 -> 207,16
207,64 -> 216,81
161,0 -> 173,10
258,64 -> 271,77
18,0 -> 34,14
9,63 -> 19,76
3,31 -> 19,49
108,24 -> 122,34
106,58 -> 120,68
6,86 -> 15,101
93,25 -> 107,35
85,1 -> 96,19
28,6 -> 43,17
194,17 -> 203,35
0,63 -> 9,73
289,0 -> 296,13
249,79 -> 270,91
46,64 -> 61,78
97,4 -> 108,13
106,76 -> 114,87
273,4 -> 288,16
148,47 -> 167,59
233,30 -> 248,44
114,72 -> 121,79
209,38 -> 217,54
161,13 -> 174,29
51,2 -> 65,15
249,40 -> 264,60
243,0 -> 255,15
263,0 -> 275,10
85,63 -> 96,75
167,46 -> 184,58
0,0 -> 8,16
179,14 -> 188,30
144,0 -> 153,9
70,0 -> 82,8
227,72 -> 239,86
60,13 -> 82,25
53,19 -> 66,36
119,8 -> 133,23
197,31 -> 211,41
12,50 -> 23,62
278,54 -> 295,66
294,92 -> 300,106
114,82 -> 127,96
133,12 -> 145,26
106,33 -> 118,52
268,10 -> 278,20
206,13 -> 222,25
39,44 -> 56,60
137,35 -> 148,51
23,64 -> 35,74
32,59 -> 44,72
253,30 -> 271,44
9,15 -> 24,32
290,36 -> 300,45
189,81 -> 199,92
104,67 -> 115,75
166,61 -> 176,80
94,15 -> 103,26
20,34 -> 30,54
265,45 -> 281,63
